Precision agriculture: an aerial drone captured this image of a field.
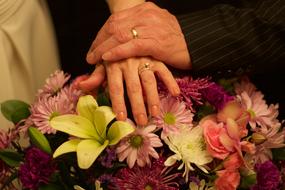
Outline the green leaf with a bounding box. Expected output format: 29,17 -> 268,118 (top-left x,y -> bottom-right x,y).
1,100 -> 30,124
96,91 -> 111,107
0,149 -> 23,167
239,174 -> 256,189
50,115 -> 98,139
53,139 -> 81,158
107,121 -> 134,145
28,127 -> 52,154
272,147 -> 285,160
77,139 -> 109,169
196,104 -> 215,120
39,183 -> 63,190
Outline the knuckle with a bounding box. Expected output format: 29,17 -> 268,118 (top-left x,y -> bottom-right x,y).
144,2 -> 156,9
106,21 -> 118,35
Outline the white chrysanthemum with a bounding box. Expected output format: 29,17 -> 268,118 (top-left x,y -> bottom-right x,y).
164,125 -> 212,181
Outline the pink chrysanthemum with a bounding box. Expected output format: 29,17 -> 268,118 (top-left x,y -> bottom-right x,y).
116,122 -> 163,168
234,77 -> 257,97
0,160 -> 17,190
60,85 -> 83,110
37,70 -> 70,98
238,91 -> 280,129
158,76 -> 212,111
152,96 -> 193,138
0,129 -> 17,149
112,157 -> 180,190
28,95 -> 74,134
253,123 -> 285,163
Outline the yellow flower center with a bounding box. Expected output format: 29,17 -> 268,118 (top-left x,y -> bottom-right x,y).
144,184 -> 153,190
163,112 -> 176,125
130,135 -> 144,148
248,109 -> 256,119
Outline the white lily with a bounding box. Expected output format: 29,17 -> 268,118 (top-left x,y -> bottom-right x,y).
50,95 -> 134,169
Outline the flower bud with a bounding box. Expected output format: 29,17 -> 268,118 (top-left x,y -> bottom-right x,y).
251,133 -> 267,145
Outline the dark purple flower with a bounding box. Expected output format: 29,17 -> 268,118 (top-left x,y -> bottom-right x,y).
98,174 -> 116,187
200,82 -> 234,110
98,147 -> 117,168
19,147 -> 56,190
112,157 -> 180,190
251,161 -> 281,190
158,76 -> 212,112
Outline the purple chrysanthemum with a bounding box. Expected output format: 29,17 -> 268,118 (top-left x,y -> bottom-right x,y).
19,147 -> 56,190
251,161 -> 281,190
37,70 -> 70,98
99,147 -> 117,168
157,76 -> 212,112
112,158 -> 180,190
98,174 -> 116,188
200,82 -> 234,110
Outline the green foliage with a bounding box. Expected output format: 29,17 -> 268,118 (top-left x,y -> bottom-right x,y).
28,127 -> 52,154
272,147 -> 285,160
239,174 -> 256,189
1,100 -> 30,124
196,104 -> 215,120
0,149 -> 23,167
96,90 -> 111,107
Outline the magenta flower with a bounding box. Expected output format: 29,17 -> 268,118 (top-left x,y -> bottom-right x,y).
113,158 -> 180,190
19,147 -> 56,190
99,147 -> 117,168
37,70 -> 70,98
116,122 -> 162,168
251,161 -> 281,190
152,96 -> 193,138
158,76 -> 212,111
200,82 -> 234,110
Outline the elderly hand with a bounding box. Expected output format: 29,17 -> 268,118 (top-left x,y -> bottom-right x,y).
86,2 -> 191,70
80,57 -> 180,126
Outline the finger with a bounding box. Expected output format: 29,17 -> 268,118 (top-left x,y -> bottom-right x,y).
152,61 -> 180,96
79,64 -> 106,92
138,61 -> 160,117
90,26 -> 152,64
122,61 -> 148,126
102,38 -> 158,62
105,63 -> 127,121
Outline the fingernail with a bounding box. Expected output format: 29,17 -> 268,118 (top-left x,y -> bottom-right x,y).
136,113 -> 147,126
151,105 -> 159,116
173,88 -> 180,96
102,52 -> 112,60
116,112 -> 125,121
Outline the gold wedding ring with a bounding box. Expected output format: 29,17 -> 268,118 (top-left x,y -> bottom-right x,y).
138,62 -> 152,75
131,28 -> 138,39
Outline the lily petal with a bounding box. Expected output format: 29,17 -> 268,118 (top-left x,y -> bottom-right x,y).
77,139 -> 109,169
107,121 -> 135,145
76,95 -> 98,122
53,139 -> 81,158
51,115 -> 97,139
93,106 -> 116,140
226,118 -> 240,140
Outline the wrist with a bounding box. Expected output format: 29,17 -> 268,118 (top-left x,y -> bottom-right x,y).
107,0 -> 145,13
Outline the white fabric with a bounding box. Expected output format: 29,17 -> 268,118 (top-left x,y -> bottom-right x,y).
0,0 -> 59,128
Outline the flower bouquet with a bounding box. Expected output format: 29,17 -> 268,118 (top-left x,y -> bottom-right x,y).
1,70 -> 284,190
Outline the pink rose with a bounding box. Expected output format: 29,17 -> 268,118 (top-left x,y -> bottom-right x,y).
202,120 -> 235,159
215,169 -> 240,190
